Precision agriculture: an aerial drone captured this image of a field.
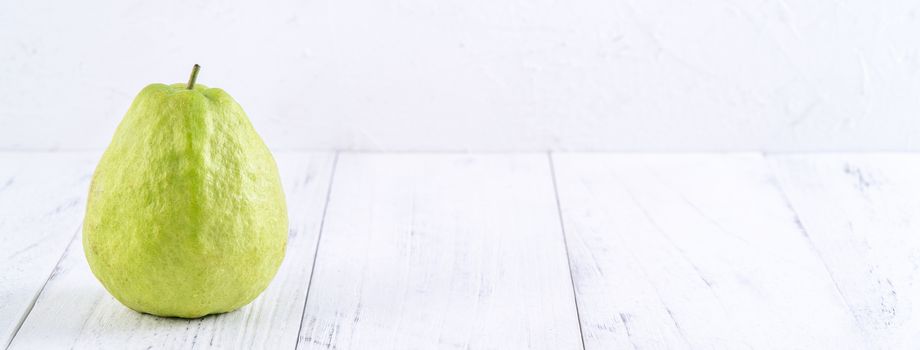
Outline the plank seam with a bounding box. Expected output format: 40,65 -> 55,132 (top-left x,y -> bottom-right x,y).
547,152 -> 588,350
4,225 -> 81,350
293,151 -> 340,350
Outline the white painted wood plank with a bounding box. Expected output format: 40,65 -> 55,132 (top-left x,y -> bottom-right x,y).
8,152 -> 336,350
551,153 -> 867,349
0,152 -> 98,348
298,153 -> 582,350
769,154 -> 920,349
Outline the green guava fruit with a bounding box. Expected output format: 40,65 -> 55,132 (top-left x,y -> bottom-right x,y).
83,65 -> 287,318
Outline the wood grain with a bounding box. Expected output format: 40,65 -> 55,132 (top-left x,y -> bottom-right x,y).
769,154 -> 920,349
0,152 -> 97,349
551,153 -> 866,349
296,153 -> 582,350
7,152 -> 336,349
10,152 -> 920,349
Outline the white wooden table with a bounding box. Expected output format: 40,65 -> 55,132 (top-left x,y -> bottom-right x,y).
2,152 -> 919,349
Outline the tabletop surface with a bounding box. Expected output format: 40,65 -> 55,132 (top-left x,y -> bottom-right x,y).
1,151 -> 918,349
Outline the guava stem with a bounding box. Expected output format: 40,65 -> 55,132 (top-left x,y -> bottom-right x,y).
187,64 -> 201,90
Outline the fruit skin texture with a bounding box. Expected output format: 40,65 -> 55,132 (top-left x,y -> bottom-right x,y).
84,83 -> 287,318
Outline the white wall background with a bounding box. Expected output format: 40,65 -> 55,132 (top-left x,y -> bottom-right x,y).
2,0 -> 920,151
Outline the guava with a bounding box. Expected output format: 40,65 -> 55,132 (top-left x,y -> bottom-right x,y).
83,65 -> 287,318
